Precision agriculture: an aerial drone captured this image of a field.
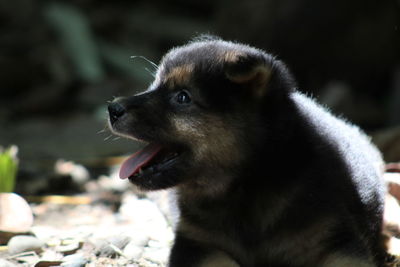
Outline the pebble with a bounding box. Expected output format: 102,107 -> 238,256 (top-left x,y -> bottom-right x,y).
123,241 -> 143,260
142,247 -> 170,265
31,225 -> 60,242
119,198 -> 174,244
0,259 -> 17,267
40,249 -> 61,261
56,241 -> 83,255
7,235 -> 45,254
61,253 -> 88,267
94,235 -> 130,257
125,229 -> 149,247
0,192 -> 34,233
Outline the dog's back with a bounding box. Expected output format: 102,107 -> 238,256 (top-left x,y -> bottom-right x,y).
286,92 -> 386,266
175,90 -> 386,267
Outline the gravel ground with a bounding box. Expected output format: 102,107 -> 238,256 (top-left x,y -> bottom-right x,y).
0,167 -> 176,267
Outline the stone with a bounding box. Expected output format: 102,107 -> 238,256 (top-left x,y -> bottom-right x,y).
0,193 -> 34,236
385,172 -> 400,203
54,160 -> 90,185
125,230 -> 149,247
386,236 -> 400,257
142,247 -> 170,265
119,198 -> 174,244
94,235 -> 130,258
0,259 -> 17,267
61,253 -> 88,267
56,241 -> 83,255
7,235 -> 45,254
123,241 -> 143,260
384,194 -> 400,237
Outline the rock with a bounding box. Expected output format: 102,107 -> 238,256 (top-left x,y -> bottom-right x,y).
135,258 -> 160,267
56,241 -> 83,255
54,160 -> 90,186
385,173 -> 400,201
7,235 -> 45,254
146,190 -> 179,229
40,249 -> 62,261
0,193 -> 34,242
142,246 -> 170,265
0,193 -> 34,244
384,194 -> 400,237
61,253 -> 88,267
386,236 -> 400,257
127,231 -> 149,248
31,226 -> 60,243
123,241 -> 143,260
97,173 -> 130,193
94,235 -> 130,258
9,252 -> 40,265
62,253 -> 84,261
117,258 -> 131,266
0,259 -> 18,267
119,197 -> 174,244
0,231 -> 29,246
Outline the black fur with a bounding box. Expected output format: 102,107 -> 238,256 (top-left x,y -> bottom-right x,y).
108,38 -> 386,266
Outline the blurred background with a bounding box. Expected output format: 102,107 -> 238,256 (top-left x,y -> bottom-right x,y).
0,0 -> 399,194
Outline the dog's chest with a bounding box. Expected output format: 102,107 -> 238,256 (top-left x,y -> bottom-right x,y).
178,191 -> 337,266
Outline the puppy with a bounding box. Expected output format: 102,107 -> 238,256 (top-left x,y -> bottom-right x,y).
108,36 -> 387,267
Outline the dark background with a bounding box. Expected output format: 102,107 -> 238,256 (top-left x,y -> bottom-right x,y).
0,0 -> 399,194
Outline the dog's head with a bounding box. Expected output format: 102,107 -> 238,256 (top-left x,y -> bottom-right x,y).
108,36 -> 294,192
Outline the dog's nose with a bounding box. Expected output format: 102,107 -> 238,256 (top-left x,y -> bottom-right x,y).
108,102 -> 126,125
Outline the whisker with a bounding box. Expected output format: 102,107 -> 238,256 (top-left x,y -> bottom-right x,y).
145,67 -> 156,77
112,137 -> 121,141
97,129 -> 107,134
104,135 -> 113,141
130,55 -> 158,70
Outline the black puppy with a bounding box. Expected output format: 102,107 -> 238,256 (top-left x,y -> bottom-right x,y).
108,36 -> 386,267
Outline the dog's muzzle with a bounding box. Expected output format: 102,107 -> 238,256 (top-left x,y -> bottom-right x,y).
108,101 -> 126,125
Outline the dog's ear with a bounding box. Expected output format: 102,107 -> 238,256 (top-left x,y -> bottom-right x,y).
224,51 -> 271,97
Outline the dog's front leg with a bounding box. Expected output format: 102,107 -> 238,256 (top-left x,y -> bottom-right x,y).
168,234 -> 239,267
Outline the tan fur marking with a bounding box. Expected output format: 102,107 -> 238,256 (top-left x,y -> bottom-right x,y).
322,255 -> 374,267
172,114 -> 243,196
199,252 -> 240,267
164,64 -> 194,87
227,65 -> 269,83
179,220 -> 248,264
172,117 -> 206,139
227,65 -> 271,98
223,50 -> 244,63
257,217 -> 336,266
171,114 -> 241,167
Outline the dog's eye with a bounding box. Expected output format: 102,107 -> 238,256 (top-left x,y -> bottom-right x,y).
175,91 -> 191,105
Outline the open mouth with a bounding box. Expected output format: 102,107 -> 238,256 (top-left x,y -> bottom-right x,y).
119,143 -> 180,180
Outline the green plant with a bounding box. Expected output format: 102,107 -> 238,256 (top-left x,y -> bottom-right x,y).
0,145 -> 18,192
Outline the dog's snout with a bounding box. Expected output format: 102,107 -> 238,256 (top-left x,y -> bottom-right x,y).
108,102 -> 126,124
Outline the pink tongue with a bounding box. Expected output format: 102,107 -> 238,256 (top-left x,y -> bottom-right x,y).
119,143 -> 163,179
